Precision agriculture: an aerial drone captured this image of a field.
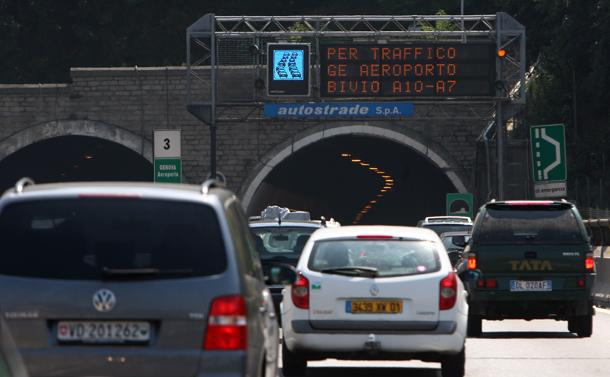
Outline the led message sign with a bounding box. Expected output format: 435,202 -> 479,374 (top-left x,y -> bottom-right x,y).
267,43 -> 310,96
320,43 -> 495,97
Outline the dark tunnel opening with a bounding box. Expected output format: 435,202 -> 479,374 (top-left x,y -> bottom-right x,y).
0,135 -> 152,192
249,135 -> 458,226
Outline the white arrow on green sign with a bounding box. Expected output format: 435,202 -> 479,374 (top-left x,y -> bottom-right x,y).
530,124 -> 567,198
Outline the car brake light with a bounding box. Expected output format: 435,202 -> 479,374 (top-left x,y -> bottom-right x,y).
78,194 -> 141,199
291,274 -> 310,309
577,278 -> 585,287
585,253 -> 594,272
204,295 -> 247,350
356,235 -> 394,239
467,254 -> 477,270
505,200 -> 553,206
439,272 -> 458,310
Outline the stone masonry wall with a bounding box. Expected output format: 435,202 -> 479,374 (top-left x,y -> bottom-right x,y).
0,66 -> 491,195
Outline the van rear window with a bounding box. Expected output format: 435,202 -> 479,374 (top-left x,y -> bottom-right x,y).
0,199 -> 227,279
475,208 -> 586,245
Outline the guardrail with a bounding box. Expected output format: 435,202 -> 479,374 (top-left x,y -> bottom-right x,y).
583,218 -> 610,308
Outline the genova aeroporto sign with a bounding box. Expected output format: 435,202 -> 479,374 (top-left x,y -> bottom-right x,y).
320,43 -> 495,97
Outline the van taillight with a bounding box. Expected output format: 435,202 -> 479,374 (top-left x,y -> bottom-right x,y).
439,272 -> 458,310
204,295 -> 247,350
585,254 -> 594,272
467,254 -> 477,270
291,274 -> 310,309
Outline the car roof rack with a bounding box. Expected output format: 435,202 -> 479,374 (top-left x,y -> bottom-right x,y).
423,216 -> 473,224
14,177 -> 35,193
201,178 -> 225,195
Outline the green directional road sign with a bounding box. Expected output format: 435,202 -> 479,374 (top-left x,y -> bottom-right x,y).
154,158 -> 181,183
530,124 -> 567,198
530,124 -> 567,182
446,193 -> 474,219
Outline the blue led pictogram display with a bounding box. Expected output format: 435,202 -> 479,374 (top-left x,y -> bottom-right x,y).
273,50 -> 304,81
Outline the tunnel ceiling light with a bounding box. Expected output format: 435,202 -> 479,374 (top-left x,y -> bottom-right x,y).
381,189 -> 387,193
351,159 -> 361,163
370,200 -> 377,204
360,163 -> 370,167
382,175 -> 391,178
383,186 -> 392,190
341,153 -> 350,157
84,155 -> 94,160
377,194 -> 383,197
369,167 -> 378,171
376,171 -> 385,174
385,179 -> 394,182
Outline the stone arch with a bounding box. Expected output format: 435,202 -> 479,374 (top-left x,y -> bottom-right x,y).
0,119 -> 152,163
240,124 -> 468,212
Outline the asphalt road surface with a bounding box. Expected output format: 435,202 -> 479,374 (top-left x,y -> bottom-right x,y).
282,307 -> 610,377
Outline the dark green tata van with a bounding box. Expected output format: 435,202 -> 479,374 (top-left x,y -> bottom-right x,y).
458,200 -> 594,337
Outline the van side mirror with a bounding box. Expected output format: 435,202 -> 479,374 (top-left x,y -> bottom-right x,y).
265,263 -> 297,285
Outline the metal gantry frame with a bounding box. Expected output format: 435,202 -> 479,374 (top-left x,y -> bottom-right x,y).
186,13 -> 526,195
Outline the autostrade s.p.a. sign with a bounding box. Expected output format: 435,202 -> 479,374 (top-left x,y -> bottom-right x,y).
264,102 -> 413,119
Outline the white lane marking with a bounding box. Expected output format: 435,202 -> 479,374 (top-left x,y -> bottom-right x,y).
540,128 -> 561,180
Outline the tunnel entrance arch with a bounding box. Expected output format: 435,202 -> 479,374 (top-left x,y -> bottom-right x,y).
0,119 -> 152,163
0,120 -> 153,191
241,125 -> 468,225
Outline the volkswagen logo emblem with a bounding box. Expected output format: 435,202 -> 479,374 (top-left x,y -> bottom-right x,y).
92,289 -> 116,312
370,284 -> 380,297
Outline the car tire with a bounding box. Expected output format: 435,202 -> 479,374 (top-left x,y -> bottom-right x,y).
282,341 -> 307,376
575,314 -> 593,338
441,346 -> 465,377
467,315 -> 482,337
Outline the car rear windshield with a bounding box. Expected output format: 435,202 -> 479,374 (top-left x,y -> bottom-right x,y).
0,198 -> 227,280
474,208 -> 587,245
308,240 -> 441,277
423,224 -> 473,235
251,226 -> 316,262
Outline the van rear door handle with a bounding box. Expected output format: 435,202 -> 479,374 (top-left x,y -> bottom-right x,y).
524,251 -> 537,259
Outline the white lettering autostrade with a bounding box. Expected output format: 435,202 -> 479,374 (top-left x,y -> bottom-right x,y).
276,104 -> 370,116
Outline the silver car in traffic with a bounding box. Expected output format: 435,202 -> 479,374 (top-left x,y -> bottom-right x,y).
0,178 -> 288,377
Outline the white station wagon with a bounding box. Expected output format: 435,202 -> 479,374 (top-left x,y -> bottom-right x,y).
281,225 -> 468,377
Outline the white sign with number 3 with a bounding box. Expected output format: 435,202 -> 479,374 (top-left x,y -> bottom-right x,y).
154,130 -> 181,158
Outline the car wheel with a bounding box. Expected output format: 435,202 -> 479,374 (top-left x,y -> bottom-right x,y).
441,346 -> 465,377
467,315 -> 482,337
282,341 -> 307,376
575,314 -> 593,338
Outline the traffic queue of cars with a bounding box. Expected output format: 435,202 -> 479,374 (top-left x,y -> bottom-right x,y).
0,177 -> 594,377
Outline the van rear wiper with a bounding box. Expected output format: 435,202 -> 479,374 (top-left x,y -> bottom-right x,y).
101,267 -> 193,278
321,266 -> 379,277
